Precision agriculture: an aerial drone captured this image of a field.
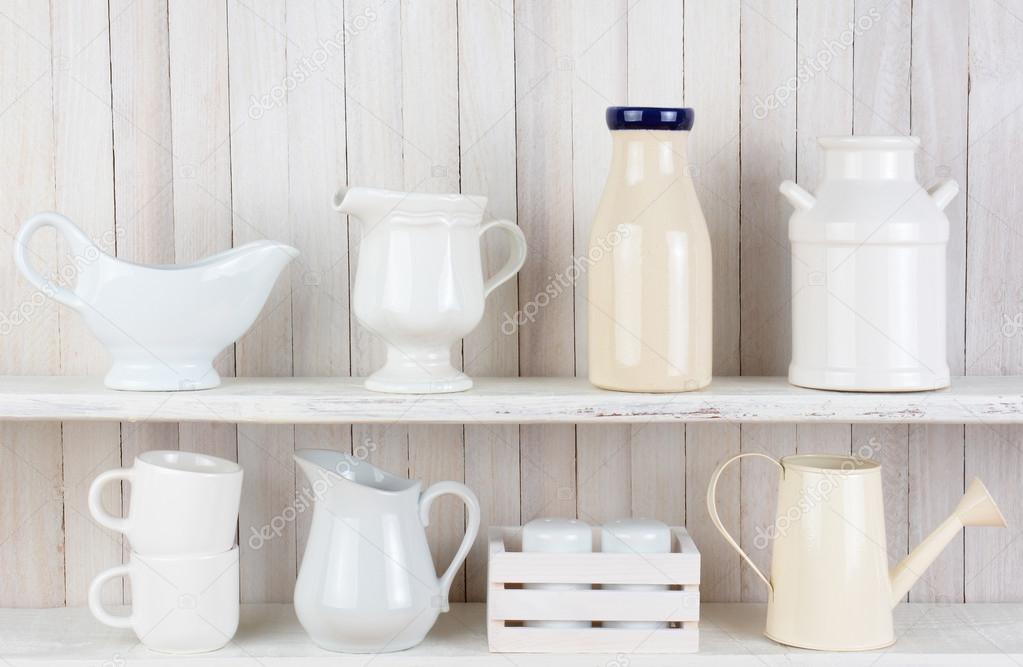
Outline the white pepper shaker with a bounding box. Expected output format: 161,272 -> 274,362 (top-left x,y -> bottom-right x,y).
601,518 -> 671,629
521,518 -> 592,628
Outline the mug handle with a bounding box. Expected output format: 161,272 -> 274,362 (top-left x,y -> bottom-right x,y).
13,212 -> 96,309
479,219 -> 527,298
88,468 -> 134,534
419,481 -> 481,612
88,564 -> 133,629
706,452 -> 782,595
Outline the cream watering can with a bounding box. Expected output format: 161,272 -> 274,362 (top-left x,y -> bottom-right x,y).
15,212 -> 298,390
293,449 -> 480,653
708,453 -> 1006,651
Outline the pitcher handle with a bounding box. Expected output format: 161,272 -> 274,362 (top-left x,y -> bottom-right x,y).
706,452 -> 782,595
927,177 -> 959,211
479,219 -> 527,298
14,212 -> 96,309
419,481 -> 481,612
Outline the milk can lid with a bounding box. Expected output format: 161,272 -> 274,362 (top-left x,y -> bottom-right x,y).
606,106 -> 695,131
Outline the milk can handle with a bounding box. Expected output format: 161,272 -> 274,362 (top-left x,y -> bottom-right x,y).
479,220 -> 527,298
706,452 -> 782,595
419,481 -> 481,612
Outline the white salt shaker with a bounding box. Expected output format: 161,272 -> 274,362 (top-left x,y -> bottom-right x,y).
521,518 -> 592,628
601,518 -> 671,629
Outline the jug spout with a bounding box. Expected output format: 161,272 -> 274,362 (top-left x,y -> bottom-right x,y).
333,185 -> 386,223
889,478 -> 1006,605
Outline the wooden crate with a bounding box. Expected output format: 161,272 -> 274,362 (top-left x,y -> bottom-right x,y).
487,526 -> 700,654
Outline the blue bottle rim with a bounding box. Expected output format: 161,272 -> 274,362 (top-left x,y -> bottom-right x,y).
606,106 -> 695,131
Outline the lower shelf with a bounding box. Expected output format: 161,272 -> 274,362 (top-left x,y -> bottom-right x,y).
2,603 -> 1022,664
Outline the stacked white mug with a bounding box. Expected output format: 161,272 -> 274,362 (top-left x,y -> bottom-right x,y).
87,451 -> 244,654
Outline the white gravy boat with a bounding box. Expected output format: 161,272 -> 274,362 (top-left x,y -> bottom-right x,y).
15,212 -> 298,391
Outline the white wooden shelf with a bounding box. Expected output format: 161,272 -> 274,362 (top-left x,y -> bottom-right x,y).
0,375 -> 1019,424
2,603 -> 1022,665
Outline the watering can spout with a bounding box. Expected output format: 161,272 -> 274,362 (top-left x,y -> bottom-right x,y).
889,478 -> 1006,606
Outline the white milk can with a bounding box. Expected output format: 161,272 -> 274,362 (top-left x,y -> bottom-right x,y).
779,136 -> 959,392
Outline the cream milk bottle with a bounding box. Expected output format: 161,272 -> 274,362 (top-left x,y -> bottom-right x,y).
588,106 -> 712,392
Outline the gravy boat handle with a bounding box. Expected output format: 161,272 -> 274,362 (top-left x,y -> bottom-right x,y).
707,452 -> 782,595
14,212 -> 95,309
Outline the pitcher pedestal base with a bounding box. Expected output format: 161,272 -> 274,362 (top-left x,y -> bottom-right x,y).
365,348 -> 472,394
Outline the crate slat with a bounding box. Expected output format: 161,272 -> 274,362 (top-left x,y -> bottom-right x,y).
488,624 -> 699,654
489,588 -> 699,622
489,551 -> 699,585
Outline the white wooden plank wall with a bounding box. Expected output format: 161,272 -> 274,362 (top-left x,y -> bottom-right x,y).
0,0 -> 1020,607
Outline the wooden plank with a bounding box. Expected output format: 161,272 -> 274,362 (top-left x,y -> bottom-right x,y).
515,0 -> 577,521
398,0 -> 466,603
226,0 -> 296,603
458,0 -> 520,603
622,0 -> 687,536
107,0 -> 179,600
850,0 -> 914,601
50,0 -> 121,606
737,0 -> 797,603
0,375 -> 1019,424
489,624 -> 699,655
965,0 -> 1023,603
168,0 -> 237,467
0,0 -> 62,608
908,0 -> 969,603
795,1 -> 854,459
11,603 -> 1023,663
343,0 -> 409,521
283,0 -> 352,564
683,0 -> 741,603
573,0 -> 630,528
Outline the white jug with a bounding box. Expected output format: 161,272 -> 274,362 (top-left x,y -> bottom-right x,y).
708,453 -> 1005,651
14,212 -> 298,391
335,186 -> 527,393
293,449 -> 480,653
780,136 -> 959,391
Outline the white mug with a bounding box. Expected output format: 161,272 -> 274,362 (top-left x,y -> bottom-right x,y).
89,547 -> 239,653
88,450 -> 243,555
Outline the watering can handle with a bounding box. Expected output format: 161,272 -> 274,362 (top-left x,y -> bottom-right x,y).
479,219 -> 527,298
419,481 -> 481,612
706,452 -> 782,595
14,212 -> 95,309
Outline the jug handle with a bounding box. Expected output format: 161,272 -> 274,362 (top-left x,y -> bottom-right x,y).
419,481 -> 481,612
480,219 -> 527,298
706,452 -> 782,595
14,212 -> 96,309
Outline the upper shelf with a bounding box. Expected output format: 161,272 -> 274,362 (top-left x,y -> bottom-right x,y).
0,375 -> 1019,424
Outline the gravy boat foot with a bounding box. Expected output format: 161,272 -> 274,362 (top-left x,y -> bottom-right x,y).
105,360 -> 220,392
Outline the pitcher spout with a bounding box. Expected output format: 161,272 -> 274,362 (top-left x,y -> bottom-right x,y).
889,478 -> 1006,605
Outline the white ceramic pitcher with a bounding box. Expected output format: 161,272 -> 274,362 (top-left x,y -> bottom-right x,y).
293,449 -> 481,653
708,453 -> 1006,651
334,186 -> 527,393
